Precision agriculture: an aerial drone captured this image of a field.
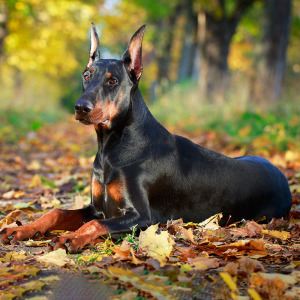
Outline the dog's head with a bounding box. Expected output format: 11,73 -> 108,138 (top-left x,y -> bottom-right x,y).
75,23 -> 145,128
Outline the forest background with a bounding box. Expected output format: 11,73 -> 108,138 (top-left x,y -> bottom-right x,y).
0,0 -> 299,151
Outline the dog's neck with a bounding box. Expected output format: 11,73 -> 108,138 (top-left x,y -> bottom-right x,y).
94,88 -> 171,166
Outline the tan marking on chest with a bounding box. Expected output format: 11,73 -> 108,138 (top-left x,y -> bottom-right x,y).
107,181 -> 123,203
92,176 -> 103,199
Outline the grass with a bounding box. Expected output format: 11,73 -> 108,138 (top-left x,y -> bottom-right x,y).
0,108 -> 66,143
149,81 -> 300,152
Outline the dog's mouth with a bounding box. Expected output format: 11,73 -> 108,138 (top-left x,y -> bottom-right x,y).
75,115 -> 110,126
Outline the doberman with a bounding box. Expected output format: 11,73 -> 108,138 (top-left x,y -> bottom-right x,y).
0,24 -> 292,253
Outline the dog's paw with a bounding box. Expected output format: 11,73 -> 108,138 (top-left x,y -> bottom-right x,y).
0,226 -> 37,244
48,235 -> 83,254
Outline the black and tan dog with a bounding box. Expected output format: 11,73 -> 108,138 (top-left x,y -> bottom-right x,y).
0,24 -> 292,253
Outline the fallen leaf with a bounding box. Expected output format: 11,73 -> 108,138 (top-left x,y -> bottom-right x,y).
24,240 -> 51,247
219,272 -> 238,292
103,266 -> 173,300
9,286 -> 25,297
21,280 -> 45,291
0,210 -> 21,230
218,239 -> 268,255
29,174 -> 42,187
254,272 -> 298,286
262,229 -> 291,240
139,224 -> 174,266
0,251 -> 27,262
197,213 -> 223,230
39,275 -> 60,282
2,190 -> 16,200
250,273 -> 286,299
188,257 -> 220,271
231,221 -> 263,238
36,249 -> 74,267
77,253 -> 103,263
247,288 -> 262,300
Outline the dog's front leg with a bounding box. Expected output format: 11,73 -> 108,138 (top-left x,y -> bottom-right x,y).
0,206 -> 94,244
48,209 -> 149,253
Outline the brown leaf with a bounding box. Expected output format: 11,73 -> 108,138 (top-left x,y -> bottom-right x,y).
218,239 -> 268,255
0,210 -> 22,230
230,221 -> 263,238
187,257 -> 220,271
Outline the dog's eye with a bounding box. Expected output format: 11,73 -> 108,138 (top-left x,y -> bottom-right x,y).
83,74 -> 90,81
108,77 -> 118,85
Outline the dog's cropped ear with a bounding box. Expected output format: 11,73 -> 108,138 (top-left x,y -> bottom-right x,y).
122,25 -> 146,81
87,22 -> 100,68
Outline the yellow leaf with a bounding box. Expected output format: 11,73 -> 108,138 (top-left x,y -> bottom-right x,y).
219,272 -> 237,292
139,224 -> 174,266
180,264 -> 193,274
30,174 -> 42,187
39,275 -> 60,282
77,254 -> 102,262
36,249 -> 74,267
24,240 -> 51,247
247,288 -> 262,300
21,280 -> 45,291
9,286 -> 25,297
130,248 -> 143,265
262,230 -> 291,240
2,251 -> 27,262
0,291 -> 15,300
27,160 -> 41,171
13,191 -> 25,199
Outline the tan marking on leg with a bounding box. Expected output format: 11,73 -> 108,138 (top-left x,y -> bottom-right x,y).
107,181 -> 123,204
0,209 -> 86,244
50,220 -> 108,253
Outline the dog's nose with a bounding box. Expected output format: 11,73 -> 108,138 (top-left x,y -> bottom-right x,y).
74,100 -> 94,115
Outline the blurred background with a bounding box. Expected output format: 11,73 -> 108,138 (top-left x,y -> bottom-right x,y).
0,0 -> 299,153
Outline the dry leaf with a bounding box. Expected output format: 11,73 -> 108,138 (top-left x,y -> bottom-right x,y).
139,224 -> 174,265
2,190 -> 16,200
197,213 -> 223,230
262,230 -> 291,240
187,257 -> 220,271
29,174 -> 42,187
24,240 -> 51,247
36,249 -> 74,267
0,210 -> 21,230
0,251 -> 27,262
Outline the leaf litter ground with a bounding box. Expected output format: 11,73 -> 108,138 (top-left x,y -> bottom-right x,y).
0,117 -> 299,299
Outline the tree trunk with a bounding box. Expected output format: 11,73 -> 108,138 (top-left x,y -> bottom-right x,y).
177,0 -> 198,81
255,0 -> 291,103
197,0 -> 255,103
0,2 -> 8,66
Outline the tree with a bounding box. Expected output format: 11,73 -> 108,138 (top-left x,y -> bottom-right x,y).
195,0 -> 255,102
255,0 -> 292,103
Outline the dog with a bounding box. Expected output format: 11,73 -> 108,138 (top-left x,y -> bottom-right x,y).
0,24 -> 292,253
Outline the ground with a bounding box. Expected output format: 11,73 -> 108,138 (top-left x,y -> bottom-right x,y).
0,117 -> 299,300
